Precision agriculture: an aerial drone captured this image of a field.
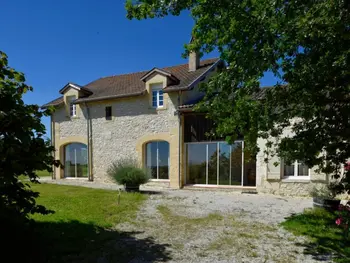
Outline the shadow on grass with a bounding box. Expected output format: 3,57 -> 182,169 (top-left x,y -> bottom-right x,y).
4,220 -> 171,263
281,209 -> 350,262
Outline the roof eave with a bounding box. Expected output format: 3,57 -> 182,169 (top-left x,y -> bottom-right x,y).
74,90 -> 146,104
59,83 -> 93,95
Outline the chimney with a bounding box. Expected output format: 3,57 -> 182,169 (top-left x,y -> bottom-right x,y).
189,51 -> 200,72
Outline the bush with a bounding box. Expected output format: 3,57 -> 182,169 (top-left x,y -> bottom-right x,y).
107,158 -> 150,186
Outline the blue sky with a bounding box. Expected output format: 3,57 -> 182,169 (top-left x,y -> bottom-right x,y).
1,0 -> 278,135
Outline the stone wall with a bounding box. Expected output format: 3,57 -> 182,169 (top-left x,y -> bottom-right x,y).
53,91 -> 180,187
88,94 -> 179,183
256,134 -> 328,196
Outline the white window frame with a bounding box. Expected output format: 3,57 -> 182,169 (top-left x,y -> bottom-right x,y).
67,96 -> 77,117
282,160 -> 310,179
151,83 -> 164,108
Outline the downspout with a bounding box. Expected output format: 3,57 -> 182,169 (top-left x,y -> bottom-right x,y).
178,91 -> 182,188
51,115 -> 56,179
84,102 -> 93,181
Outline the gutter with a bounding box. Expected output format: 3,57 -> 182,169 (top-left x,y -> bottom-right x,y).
75,91 -> 146,104
178,91 -> 182,188
51,115 -> 56,179
84,102 -> 93,181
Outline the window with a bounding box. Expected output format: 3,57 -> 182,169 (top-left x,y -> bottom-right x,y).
64,143 -> 88,178
105,106 -> 112,120
151,83 -> 164,108
145,141 -> 169,179
283,160 -> 309,178
67,96 -> 77,117
185,141 -> 256,186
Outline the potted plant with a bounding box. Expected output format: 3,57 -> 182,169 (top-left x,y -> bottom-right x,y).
107,158 -> 150,192
310,183 -> 341,211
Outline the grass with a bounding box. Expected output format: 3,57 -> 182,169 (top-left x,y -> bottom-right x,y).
281,208 -> 350,262
5,182 -> 161,263
31,183 -> 145,227
157,205 -> 223,232
18,169 -> 51,181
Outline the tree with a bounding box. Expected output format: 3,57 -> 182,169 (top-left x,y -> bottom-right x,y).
0,51 -> 58,226
125,1 -> 350,194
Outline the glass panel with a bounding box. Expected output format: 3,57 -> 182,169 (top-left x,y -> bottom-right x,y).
219,142 -> 231,185
186,144 -> 206,184
243,148 -> 256,186
64,143 -> 88,178
298,162 -> 309,176
284,161 -> 295,176
64,145 -> 75,178
159,100 -> 164,106
207,143 -> 218,184
230,142 -> 242,185
158,141 -> 169,179
146,142 -> 158,179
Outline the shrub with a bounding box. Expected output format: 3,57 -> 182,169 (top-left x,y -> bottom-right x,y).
107,158 -> 150,186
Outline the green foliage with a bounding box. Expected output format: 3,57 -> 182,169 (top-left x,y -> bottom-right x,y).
282,208 -> 350,262
6,183 -> 149,263
310,184 -> 338,199
108,158 -> 150,186
0,51 -> 59,226
125,0 -> 350,194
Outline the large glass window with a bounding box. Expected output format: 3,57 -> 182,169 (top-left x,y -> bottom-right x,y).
230,142 -> 243,185
186,144 -> 206,184
185,141 -> 255,186
146,141 -> 169,179
64,143 -> 88,178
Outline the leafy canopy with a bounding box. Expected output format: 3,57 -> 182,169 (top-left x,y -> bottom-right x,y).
0,51 -> 58,225
126,1 -> 350,193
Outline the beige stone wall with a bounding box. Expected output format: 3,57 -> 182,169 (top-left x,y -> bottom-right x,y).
88,93 -> 180,186
256,134 -> 328,196
52,76 -> 181,188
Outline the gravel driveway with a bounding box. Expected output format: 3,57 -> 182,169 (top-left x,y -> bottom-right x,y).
115,189 -> 324,263
39,179 -> 325,262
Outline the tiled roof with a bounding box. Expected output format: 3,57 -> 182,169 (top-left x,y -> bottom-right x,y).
42,96 -> 64,108
42,58 -> 220,107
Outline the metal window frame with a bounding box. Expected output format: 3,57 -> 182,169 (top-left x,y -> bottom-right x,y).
184,140 -> 245,186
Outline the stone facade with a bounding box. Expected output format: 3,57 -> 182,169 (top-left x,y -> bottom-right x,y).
51,73 -> 328,196
256,136 -> 328,196
52,75 -> 182,188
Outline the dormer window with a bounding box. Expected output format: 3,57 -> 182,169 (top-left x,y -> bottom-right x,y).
151,83 -> 164,108
67,96 -> 77,117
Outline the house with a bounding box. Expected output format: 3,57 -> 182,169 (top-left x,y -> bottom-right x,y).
43,52 -> 328,196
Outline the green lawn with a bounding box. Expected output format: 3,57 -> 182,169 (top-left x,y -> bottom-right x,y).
13,183 -> 148,263
281,208 -> 350,262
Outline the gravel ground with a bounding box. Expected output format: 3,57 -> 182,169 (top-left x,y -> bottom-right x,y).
39,179 -> 330,263
115,190 -> 325,263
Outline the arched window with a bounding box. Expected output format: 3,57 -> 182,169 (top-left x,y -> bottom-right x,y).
64,143 -> 88,178
145,141 -> 169,179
